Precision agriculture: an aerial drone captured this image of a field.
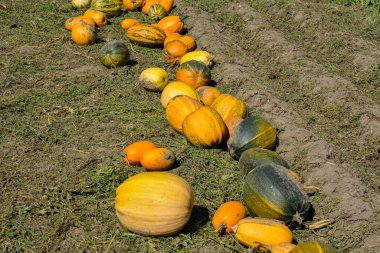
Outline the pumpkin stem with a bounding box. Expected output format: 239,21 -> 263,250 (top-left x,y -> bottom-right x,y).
214,222 -> 227,234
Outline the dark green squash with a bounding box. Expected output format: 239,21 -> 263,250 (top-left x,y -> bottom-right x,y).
227,116 -> 277,160
99,41 -> 130,68
243,164 -> 310,226
239,148 -> 289,175
290,241 -> 337,253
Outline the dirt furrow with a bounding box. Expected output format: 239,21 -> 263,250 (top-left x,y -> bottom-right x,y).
177,0 -> 380,251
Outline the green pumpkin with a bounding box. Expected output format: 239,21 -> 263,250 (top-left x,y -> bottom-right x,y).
239,148 -> 289,175
243,164 -> 310,226
290,241 -> 337,253
227,115 -> 277,160
91,0 -> 122,17
99,41 -> 130,68
148,4 -> 168,20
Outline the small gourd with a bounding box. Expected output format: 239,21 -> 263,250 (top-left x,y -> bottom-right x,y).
140,148 -> 175,171
71,23 -> 98,45
139,67 -> 169,92
212,201 -> 246,234
196,86 -> 221,106
99,40 -> 130,68
164,40 -> 188,64
83,9 -> 107,27
160,81 -> 200,108
121,18 -> 139,30
123,141 -> 157,165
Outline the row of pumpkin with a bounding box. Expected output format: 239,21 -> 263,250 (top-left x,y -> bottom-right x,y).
66,0 -> 337,252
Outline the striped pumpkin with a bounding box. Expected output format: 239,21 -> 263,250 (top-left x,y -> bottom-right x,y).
126,24 -> 166,48
91,0 -> 122,17
176,60 -> 211,89
148,4 -> 168,20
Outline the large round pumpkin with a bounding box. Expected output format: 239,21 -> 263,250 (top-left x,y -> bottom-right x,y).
99,40 -> 130,68
227,115 -> 277,159
239,148 -> 290,175
160,81 -> 200,108
176,60 -> 211,89
166,95 -> 202,134
91,0 -> 122,17
182,106 -> 228,148
233,217 -> 293,250
126,24 -> 166,48
290,241 -> 337,253
115,172 -> 193,236
243,164 -> 311,225
211,94 -> 248,122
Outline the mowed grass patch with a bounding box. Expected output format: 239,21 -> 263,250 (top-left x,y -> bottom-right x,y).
0,1 -> 248,252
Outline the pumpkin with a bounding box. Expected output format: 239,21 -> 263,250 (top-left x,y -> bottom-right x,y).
178,35 -> 196,52
83,9 -> 107,27
164,32 -> 181,46
140,148 -> 175,171
72,0 -> 91,8
142,0 -> 173,14
126,24 -> 166,48
158,0 -> 174,13
225,116 -> 243,137
160,81 -> 200,108
261,243 -> 296,253
182,106 -> 228,148
139,67 -> 169,92
164,40 -> 188,64
239,148 -> 290,175
196,86 -> 221,106
115,172 -> 194,236
156,15 -> 187,35
121,18 -> 139,30
176,60 -> 211,89
227,115 -> 277,159
180,50 -> 214,67
71,23 -> 98,45
91,0 -> 122,17
211,94 -> 248,122
233,217 -> 293,251
243,164 -> 311,225
99,40 -> 130,68
123,0 -> 143,10
123,141 -> 157,165
166,95 -> 202,134
65,16 -> 96,31
290,241 -> 337,253
212,201 -> 246,234
148,4 -> 168,20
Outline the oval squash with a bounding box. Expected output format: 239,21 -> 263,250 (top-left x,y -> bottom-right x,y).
182,106 -> 228,148
99,40 -> 130,68
166,95 -> 203,134
91,0 -> 122,17
115,172 -> 194,236
126,24 -> 166,48
233,217 -> 293,250
211,94 -> 248,122
121,18 -> 139,30
176,60 -> 211,89
227,115 -> 277,159
243,164 -> 311,225
212,201 -> 246,234
140,148 -> 175,171
139,67 -> 169,92
180,50 -> 214,67
123,141 -> 157,165
83,9 -> 107,27
239,148 -> 290,175
290,241 -> 337,253
156,15 -> 187,35
160,81 -> 200,108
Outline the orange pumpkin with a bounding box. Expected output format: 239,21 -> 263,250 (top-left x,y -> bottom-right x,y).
166,95 -> 203,134
123,0 -> 143,10
123,141 -> 157,165
182,106 -> 228,148
121,18 -> 139,30
164,33 -> 181,46
71,23 -> 98,45
142,0 -> 173,13
196,86 -> 221,106
263,242 -> 296,253
211,94 -> 248,121
178,35 -> 196,52
176,60 -> 211,89
164,40 -> 188,64
156,15 -> 187,35
225,116 -> 243,137
159,0 -> 174,13
212,201 -> 246,234
83,9 -> 107,27
65,16 -> 96,31
140,148 -> 175,171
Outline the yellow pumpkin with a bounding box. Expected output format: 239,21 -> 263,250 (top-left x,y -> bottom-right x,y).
180,50 -> 214,67
211,94 -> 248,121
182,106 -> 228,148
166,95 -> 203,134
71,23 -> 98,45
233,217 -> 293,251
72,0 -> 91,8
115,172 -> 194,236
160,81 -> 200,108
139,67 -> 169,92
